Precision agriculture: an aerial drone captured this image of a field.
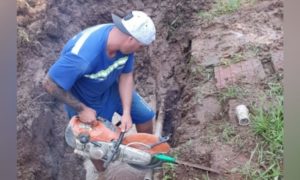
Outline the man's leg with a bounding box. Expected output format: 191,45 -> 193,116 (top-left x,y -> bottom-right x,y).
135,119 -> 153,134
117,92 -> 155,134
90,159 -> 106,172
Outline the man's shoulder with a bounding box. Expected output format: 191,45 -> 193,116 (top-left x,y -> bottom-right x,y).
82,23 -> 113,36
70,23 -> 113,45
68,24 -> 113,59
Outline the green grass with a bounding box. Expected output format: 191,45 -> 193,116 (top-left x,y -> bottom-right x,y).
218,85 -> 246,103
215,0 -> 242,15
252,83 -> 283,153
239,82 -> 283,179
221,123 -> 236,142
202,172 -> 210,180
198,0 -> 256,20
220,52 -> 244,66
161,148 -> 181,180
246,44 -> 262,57
198,0 -> 242,20
162,163 -> 176,180
231,134 -> 245,149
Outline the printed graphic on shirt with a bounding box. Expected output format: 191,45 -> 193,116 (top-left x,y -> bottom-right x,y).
84,56 -> 129,81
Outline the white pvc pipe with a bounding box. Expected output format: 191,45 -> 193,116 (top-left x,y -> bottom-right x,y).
235,104 -> 250,126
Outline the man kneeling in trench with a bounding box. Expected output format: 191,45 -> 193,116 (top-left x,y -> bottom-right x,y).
43,10 -> 156,172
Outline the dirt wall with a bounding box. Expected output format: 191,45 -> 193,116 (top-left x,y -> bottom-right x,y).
17,0 -> 213,179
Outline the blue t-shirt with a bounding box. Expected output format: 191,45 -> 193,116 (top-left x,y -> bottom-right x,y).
48,23 -> 134,111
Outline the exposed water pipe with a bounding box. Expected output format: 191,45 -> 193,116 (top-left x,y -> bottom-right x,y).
144,103 -> 165,180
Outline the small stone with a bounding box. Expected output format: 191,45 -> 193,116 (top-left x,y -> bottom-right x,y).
44,21 -> 61,39
176,126 -> 185,134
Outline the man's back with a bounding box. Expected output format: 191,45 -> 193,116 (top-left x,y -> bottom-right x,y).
48,24 -> 134,110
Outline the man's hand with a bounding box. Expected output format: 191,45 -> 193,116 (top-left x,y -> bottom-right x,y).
121,113 -> 132,132
119,72 -> 134,132
78,106 -> 97,125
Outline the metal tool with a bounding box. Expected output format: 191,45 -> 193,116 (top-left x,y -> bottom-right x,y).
154,154 -> 221,174
103,131 -> 126,168
149,135 -> 170,148
66,116 -> 170,169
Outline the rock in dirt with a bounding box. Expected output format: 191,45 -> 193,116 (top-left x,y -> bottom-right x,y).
44,21 -> 61,39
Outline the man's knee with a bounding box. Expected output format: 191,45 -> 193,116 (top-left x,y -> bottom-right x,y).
135,119 -> 153,134
90,159 -> 106,172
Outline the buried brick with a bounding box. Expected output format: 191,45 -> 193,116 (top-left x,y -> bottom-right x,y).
214,59 -> 266,89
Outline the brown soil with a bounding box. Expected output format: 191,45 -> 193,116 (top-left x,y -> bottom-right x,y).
17,0 -> 283,179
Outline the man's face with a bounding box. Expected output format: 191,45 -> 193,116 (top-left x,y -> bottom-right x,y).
120,37 -> 143,54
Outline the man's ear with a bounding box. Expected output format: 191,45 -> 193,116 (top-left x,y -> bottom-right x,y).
128,36 -> 134,41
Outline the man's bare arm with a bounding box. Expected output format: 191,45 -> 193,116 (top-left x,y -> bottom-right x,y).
42,75 -> 96,123
42,75 -> 84,111
119,72 -> 134,131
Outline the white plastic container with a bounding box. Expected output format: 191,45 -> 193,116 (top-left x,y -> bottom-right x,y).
235,104 -> 250,126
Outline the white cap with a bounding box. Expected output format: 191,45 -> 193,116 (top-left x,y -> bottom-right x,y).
112,11 -> 156,45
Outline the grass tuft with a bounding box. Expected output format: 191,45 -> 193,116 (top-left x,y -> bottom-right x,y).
239,82 -> 283,179
198,0 -> 257,20
218,85 -> 246,103
199,0 -> 242,20
162,163 -> 176,180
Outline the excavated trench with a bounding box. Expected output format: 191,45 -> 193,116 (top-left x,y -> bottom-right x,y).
17,0 -> 214,179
